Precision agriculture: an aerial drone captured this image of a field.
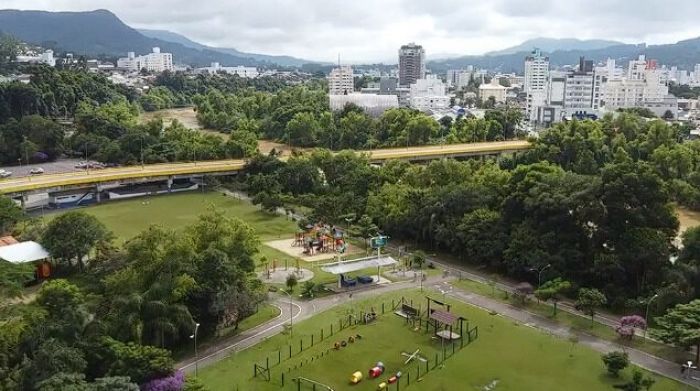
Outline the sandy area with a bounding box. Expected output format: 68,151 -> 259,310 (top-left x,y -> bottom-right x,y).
677,207 -> 700,234
257,268 -> 314,284
265,238 -> 361,263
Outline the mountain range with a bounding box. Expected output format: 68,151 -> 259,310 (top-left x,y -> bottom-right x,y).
429,36 -> 700,73
1,9 -> 699,72
0,9 -> 314,68
137,29 -> 315,67
485,38 -> 624,56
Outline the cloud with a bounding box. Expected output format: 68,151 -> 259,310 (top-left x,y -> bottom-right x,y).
4,0 -> 700,62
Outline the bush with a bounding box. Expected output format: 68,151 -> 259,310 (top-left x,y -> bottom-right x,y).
602,351 -> 629,377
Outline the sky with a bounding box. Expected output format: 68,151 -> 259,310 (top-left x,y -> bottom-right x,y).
5,0 -> 700,63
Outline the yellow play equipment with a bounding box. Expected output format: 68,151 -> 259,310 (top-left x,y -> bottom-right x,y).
350,371 -> 363,384
377,382 -> 387,390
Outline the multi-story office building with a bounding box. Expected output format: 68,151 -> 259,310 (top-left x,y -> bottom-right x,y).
398,43 -> 426,87
327,65 -> 354,95
117,47 -> 173,72
563,57 -> 595,115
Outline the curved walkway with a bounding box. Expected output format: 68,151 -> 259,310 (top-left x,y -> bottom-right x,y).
178,276 -> 700,388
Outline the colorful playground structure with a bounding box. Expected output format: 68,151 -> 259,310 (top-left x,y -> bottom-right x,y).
293,223 -> 347,256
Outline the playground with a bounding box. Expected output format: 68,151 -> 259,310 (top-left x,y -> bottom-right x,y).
265,224 -> 362,263
198,288 -> 683,391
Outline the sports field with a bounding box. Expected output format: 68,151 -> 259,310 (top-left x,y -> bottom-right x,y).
197,289 -> 685,391
46,191 -> 298,243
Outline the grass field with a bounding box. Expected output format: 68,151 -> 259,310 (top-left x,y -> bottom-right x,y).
198,289 -> 685,391
46,192 -> 298,243
451,279 -> 691,363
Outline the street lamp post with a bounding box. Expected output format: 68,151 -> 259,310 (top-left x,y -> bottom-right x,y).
643,294 -> 659,343
529,264 -> 551,288
281,290 -> 293,337
189,322 -> 200,376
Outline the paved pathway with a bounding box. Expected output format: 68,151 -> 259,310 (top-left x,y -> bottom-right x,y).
177,275 -> 448,373
179,275 -> 700,388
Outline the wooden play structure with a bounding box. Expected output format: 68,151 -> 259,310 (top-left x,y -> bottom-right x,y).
292,224 -> 347,256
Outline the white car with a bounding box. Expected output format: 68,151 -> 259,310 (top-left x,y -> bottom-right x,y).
29,167 -> 45,175
0,170 -> 12,178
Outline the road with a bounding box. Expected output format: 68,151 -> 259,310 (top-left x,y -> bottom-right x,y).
0,140 -> 531,194
177,275 -> 700,388
0,158 -> 84,178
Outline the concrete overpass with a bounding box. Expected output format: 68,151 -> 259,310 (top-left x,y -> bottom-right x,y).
0,140 -> 531,197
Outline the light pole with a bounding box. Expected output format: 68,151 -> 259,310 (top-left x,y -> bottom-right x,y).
643,294 -> 659,343
189,322 -> 200,376
529,264 -> 551,288
281,290 -> 293,337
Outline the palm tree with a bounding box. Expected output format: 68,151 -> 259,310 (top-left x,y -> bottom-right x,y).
111,282 -> 193,347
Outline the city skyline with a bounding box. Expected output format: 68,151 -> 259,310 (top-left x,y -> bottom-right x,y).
4,0 -> 700,63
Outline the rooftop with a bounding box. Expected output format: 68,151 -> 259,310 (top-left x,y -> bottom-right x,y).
0,241 -> 50,264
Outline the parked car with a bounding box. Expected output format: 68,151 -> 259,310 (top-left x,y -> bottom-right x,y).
74,161 -> 89,169
0,170 -> 11,178
29,167 -> 45,175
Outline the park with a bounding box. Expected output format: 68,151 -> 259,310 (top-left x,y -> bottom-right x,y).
40,191 -> 688,391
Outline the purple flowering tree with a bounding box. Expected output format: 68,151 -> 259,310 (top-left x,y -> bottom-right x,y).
141,371 -> 185,391
615,315 -> 647,341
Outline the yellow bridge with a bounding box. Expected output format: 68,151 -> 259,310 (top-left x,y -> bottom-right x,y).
0,140 -> 531,194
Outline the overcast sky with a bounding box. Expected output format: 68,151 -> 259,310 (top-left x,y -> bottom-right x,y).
5,0 -> 700,63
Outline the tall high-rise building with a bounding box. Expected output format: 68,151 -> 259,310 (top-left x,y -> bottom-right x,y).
524,48 -> 549,122
327,65 -> 354,95
398,43 -> 426,87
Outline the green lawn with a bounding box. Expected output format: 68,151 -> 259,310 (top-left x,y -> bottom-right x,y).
198,289 -> 685,391
451,279 -> 690,363
46,191 -> 298,243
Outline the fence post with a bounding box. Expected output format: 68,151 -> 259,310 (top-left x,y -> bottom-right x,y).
417,363 -> 420,379
281,373 -> 285,387
253,364 -> 257,378
289,345 -> 292,358
278,350 -> 281,364
300,339 -> 303,352
321,328 -> 324,341
331,324 -> 333,335
407,370 -> 411,385
382,302 -> 385,314
266,357 -> 269,370
312,334 -> 314,346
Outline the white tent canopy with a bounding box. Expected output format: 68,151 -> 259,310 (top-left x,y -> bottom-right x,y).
0,241 -> 50,264
321,255 -> 397,275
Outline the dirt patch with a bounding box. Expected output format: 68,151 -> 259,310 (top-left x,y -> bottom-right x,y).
257,268 -> 314,284
677,206 -> 700,234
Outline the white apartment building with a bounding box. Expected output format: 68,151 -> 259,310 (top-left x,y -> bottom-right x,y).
409,76 -> 450,111
603,67 -> 677,117
15,50 -> 55,67
117,47 -> 173,73
195,63 -> 259,78
524,49 -> 550,122
328,65 -> 354,95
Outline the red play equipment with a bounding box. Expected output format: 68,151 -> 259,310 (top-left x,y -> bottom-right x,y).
368,362 -> 385,378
